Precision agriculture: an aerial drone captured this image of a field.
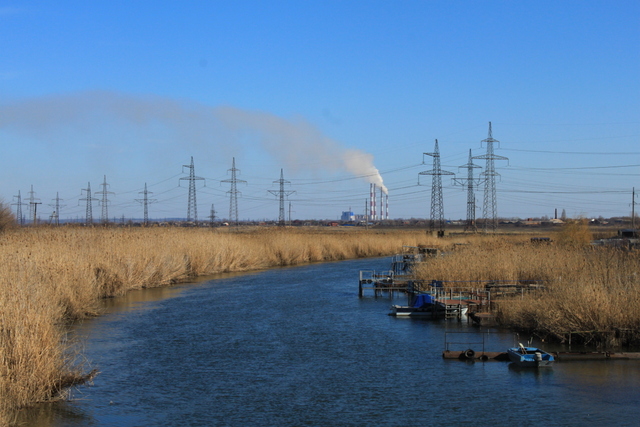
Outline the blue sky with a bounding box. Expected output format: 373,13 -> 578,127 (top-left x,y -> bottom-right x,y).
1,1 -> 638,222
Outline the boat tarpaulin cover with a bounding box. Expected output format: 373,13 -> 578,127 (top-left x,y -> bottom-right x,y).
412,294 -> 434,307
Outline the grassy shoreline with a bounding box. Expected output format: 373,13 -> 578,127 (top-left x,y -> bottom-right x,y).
0,226 -> 436,420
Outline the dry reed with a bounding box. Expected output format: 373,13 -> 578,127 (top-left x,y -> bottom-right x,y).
414,224 -> 640,347
0,226 -> 433,418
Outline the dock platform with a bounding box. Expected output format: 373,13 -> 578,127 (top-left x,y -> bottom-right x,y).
443,350 -> 640,361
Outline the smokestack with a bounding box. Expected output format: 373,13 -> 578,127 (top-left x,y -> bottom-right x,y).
372,184 -> 377,220
370,184 -> 374,221
386,194 -> 389,220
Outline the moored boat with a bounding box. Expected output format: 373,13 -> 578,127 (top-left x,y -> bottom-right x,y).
389,294 -> 446,317
507,344 -> 555,367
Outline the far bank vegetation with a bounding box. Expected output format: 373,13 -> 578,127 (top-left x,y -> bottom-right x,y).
414,220 -> 640,347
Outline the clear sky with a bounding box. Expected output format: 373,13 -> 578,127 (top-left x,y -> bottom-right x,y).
1,1 -> 638,222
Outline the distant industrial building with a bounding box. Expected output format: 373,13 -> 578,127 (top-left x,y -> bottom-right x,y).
341,210 -> 355,221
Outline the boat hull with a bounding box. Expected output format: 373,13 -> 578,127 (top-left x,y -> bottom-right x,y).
507,347 -> 555,367
390,304 -> 445,317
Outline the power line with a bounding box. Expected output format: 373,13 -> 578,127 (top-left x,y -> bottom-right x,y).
79,182 -> 99,226
454,149 -> 482,232
221,157 -> 247,226
473,122 -> 508,232
96,175 -> 115,224
12,190 -> 27,225
268,169 -> 295,226
135,183 -> 157,225
179,157 -> 205,223
48,192 -> 65,226
419,139 -> 454,234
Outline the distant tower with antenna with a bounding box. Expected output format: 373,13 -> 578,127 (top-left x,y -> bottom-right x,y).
80,182 -> 99,225
419,139 -> 454,235
135,183 -> 156,226
179,157 -> 205,224
96,175 -> 115,224
473,122 -> 508,232
268,169 -> 295,226
222,157 -> 247,226
454,150 -> 482,232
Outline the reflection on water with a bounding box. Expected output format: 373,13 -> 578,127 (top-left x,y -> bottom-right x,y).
99,270 -> 262,315
17,258 -> 640,426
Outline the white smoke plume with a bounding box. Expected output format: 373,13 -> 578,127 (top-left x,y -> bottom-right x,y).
0,91 -> 387,192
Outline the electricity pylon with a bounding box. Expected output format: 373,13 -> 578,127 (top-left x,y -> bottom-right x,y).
454,149 -> 482,232
12,191 -> 27,225
473,122 -> 508,232
179,157 -> 205,224
48,192 -> 65,226
80,182 -> 99,226
419,139 -> 454,235
222,157 -> 247,227
208,203 -> 217,227
135,183 -> 156,226
268,169 -> 295,227
26,185 -> 40,225
96,175 -> 115,224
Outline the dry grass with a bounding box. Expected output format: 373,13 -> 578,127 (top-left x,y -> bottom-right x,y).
414,223 -> 640,347
2,221 -> 635,420
0,225 -> 434,418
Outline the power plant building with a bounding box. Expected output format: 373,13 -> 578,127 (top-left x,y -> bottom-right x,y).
341,211 -> 355,221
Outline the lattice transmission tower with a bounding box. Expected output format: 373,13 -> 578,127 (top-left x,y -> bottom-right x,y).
12,191 -> 27,225
222,157 -> 247,227
454,149 -> 482,232
268,169 -> 295,227
473,122 -> 508,232
135,183 -> 156,226
80,182 -> 99,225
26,185 -> 40,225
419,139 -> 454,235
96,175 -> 115,224
48,192 -> 65,226
179,157 -> 205,224
208,203 -> 217,227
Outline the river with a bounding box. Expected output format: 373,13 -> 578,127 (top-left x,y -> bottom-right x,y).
18,257 -> 640,426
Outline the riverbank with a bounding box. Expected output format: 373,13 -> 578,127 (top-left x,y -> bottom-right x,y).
0,226 -> 437,421
413,225 -> 640,347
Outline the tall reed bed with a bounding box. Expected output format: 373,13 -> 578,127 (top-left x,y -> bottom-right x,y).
0,226 -> 432,418
414,229 -> 640,347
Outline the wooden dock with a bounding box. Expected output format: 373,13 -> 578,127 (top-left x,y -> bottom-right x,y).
443,350 -> 640,361
443,350 -> 510,361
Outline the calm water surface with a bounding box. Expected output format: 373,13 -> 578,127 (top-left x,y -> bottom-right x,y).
19,257 -> 640,426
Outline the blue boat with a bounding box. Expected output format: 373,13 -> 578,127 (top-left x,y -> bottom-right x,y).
389,294 -> 445,317
507,344 -> 555,367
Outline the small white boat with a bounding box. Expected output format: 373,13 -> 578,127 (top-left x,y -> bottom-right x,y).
507,343 -> 555,368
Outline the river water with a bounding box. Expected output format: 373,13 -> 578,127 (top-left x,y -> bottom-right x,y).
19,257 -> 640,426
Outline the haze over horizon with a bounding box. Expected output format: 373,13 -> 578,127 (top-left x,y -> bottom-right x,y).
1,1 -> 638,222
